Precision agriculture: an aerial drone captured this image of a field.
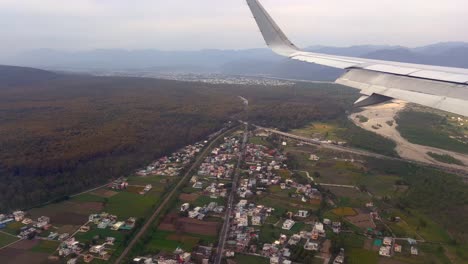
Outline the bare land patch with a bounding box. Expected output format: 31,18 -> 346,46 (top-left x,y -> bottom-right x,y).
349,101 -> 468,172
179,193 -> 199,202
159,213 -> 220,236
91,189 -> 118,198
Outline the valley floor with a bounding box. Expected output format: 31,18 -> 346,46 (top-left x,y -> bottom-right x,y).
349,101 -> 468,172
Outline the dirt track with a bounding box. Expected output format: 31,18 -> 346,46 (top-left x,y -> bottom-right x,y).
349,101 -> 468,172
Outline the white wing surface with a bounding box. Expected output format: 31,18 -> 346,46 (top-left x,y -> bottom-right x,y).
246,0 -> 468,116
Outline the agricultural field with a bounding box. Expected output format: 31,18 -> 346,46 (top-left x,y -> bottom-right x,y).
0,232 -> 19,248
0,174 -> 175,264
232,253 -> 270,264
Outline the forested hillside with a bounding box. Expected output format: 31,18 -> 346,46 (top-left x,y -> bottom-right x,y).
0,66 -> 359,211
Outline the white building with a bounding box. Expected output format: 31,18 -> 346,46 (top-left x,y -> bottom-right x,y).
282,220 -> 295,230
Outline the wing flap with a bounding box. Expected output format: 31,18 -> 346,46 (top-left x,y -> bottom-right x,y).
337,69 -> 468,116
247,0 -> 468,116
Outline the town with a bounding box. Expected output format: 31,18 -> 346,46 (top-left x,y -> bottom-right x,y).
0,124 -> 442,264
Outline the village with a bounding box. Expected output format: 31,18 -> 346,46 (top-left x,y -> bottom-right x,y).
0,124 -> 439,264
0,133 -> 217,264
132,128 -> 426,264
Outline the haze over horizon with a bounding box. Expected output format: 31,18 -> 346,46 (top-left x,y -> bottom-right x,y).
1,0 -> 467,58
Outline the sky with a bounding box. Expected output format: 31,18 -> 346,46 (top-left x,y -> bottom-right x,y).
1,0 -> 467,56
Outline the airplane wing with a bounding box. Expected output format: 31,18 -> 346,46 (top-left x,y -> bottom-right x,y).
246,0 -> 468,117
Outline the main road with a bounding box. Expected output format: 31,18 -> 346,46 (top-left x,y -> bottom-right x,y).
115,125 -> 237,264
254,124 -> 468,179
213,121 -> 248,264
214,98 -> 249,264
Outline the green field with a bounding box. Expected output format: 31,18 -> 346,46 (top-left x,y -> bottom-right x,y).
72,193 -> 107,203
232,254 -> 269,264
347,248 -> 378,264
289,119 -> 398,157
0,232 -> 19,248
192,195 -> 225,207
397,110 -> 468,154
2,221 -> 25,236
104,191 -> 157,219
145,230 -> 217,253
248,136 -> 273,148
30,240 -> 60,253
427,152 -> 464,165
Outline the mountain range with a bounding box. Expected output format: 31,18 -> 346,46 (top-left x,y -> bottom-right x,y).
2,42 -> 468,81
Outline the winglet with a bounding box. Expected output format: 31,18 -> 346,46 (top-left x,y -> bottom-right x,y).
246,0 -> 300,56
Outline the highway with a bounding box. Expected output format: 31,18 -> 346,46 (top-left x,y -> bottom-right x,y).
115,126 -> 236,264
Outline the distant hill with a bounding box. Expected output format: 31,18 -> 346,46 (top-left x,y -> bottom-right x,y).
2,42 -> 468,81
0,65 -> 58,86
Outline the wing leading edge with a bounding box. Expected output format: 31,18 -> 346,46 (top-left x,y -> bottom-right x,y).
246,0 -> 468,117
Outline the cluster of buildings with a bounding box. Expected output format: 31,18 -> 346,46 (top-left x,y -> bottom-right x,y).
0,211 -> 54,240
183,202 -> 225,220
137,142 -> 207,177
378,237 -> 418,258
57,212 -> 135,262
88,212 -> 136,231
196,137 -> 240,179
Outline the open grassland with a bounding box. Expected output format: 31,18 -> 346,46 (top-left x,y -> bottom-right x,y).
30,240 -> 59,254
397,110 -> 468,154
232,254 -> 269,264
0,232 -> 19,248
145,230 -> 217,253
192,195 -> 225,207
249,136 -> 274,148
2,221 -> 25,236
290,122 -> 346,141
104,191 -> 157,219
427,152 -> 464,165
331,207 -> 358,217
347,248 -> 378,264
289,118 -> 398,157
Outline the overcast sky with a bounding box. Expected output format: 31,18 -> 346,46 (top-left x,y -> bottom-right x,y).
1,0 -> 467,55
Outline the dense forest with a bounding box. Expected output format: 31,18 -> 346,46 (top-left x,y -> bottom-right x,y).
0,66 -> 360,211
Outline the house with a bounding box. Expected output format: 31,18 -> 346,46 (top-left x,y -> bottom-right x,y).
193,182 -> 203,189
314,222 -> 324,233
282,220 -> 295,230
38,216 -> 50,224
296,210 -> 309,218
106,237 -> 116,244
13,211 -> 25,222
48,232 -> 58,239
21,218 -> 33,225
270,256 -> 279,264
394,244 -> 402,253
332,222 -> 341,233
58,233 -> 69,241
304,241 -> 319,251
90,245 -> 105,254
309,154 -> 320,161
379,246 -> 391,257
251,216 -> 262,226
111,221 -> 124,230
180,203 -> 190,212
383,237 -> 393,246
